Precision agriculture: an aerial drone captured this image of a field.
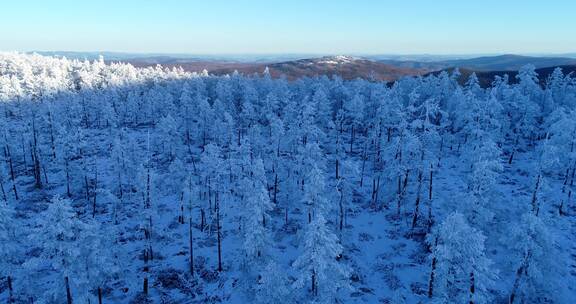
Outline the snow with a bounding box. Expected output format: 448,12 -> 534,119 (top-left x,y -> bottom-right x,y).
317,55 -> 356,65
0,52 -> 574,303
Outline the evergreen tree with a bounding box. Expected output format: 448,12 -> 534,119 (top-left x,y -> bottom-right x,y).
293,214 -> 350,303
427,213 -> 497,304
504,213 -> 567,303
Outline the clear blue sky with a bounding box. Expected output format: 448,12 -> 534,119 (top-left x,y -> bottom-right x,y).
2,0 -> 575,55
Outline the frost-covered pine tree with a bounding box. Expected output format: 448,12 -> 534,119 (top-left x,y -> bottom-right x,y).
427,212 -> 497,304
463,135 -> 503,227
254,261 -> 293,304
156,113 -> 181,162
200,143 -> 224,197
293,214 -> 349,303
200,143 -> 225,271
344,93 -> 364,154
25,196 -> 110,303
299,141 -> 332,223
240,158 -> 273,263
504,213 -> 567,303
0,200 -> 20,303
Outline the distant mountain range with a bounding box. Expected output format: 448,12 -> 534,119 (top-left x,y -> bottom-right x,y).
32,51 -> 576,84
122,55 -> 425,81
432,54 -> 576,71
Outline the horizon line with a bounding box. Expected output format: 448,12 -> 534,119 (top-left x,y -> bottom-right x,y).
6,50 -> 576,57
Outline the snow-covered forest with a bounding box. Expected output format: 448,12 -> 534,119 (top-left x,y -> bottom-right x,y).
0,52 -> 575,303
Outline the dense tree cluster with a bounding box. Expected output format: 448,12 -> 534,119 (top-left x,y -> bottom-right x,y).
0,52 -> 574,303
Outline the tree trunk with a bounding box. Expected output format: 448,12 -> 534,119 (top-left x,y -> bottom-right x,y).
311,271 -> 316,297
374,176 -> 381,207
189,217 -> 195,275
143,277 -> 148,295
7,275 -> 13,304
508,150 -> 515,165
350,124 -> 355,154
148,216 -> 154,260
469,272 -> 475,304
65,159 -> 71,197
370,178 -> 376,208
360,143 -> 367,187
273,173 -> 278,205
560,189 -> 571,216
403,170 -> 410,192
509,253 -> 530,304
98,287 -> 102,304
179,192 -> 185,224
200,208 -> 205,232
397,175 -> 402,217
412,171 -> 423,230
84,175 -> 90,201
31,148 -> 42,189
0,175 -> 7,202
216,193 -> 223,272
92,168 -> 98,218
339,191 -> 344,231
429,166 -> 433,201
145,168 -> 151,209
20,139 -> 27,170
531,174 -> 541,215
65,276 -> 73,304
48,110 -> 57,159
562,167 -> 571,193
5,145 -> 18,200
428,255 -> 437,298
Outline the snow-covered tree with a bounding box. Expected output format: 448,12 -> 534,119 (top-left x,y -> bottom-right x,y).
293,214 -> 349,302
240,158 -> 273,262
156,113 -> 181,161
254,261 -> 293,304
25,196 -> 112,303
427,212 -> 497,304
504,213 -> 567,303
0,200 -> 20,302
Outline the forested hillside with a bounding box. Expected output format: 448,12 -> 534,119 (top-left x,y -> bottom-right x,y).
0,53 -> 574,303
